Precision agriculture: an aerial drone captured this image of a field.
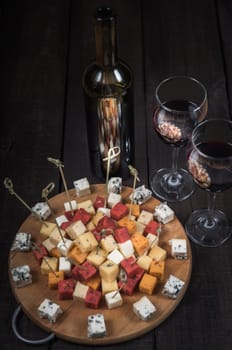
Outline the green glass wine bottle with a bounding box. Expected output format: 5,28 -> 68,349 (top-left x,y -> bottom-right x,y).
82,6 -> 134,180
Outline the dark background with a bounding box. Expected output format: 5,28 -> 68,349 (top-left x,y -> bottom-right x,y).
0,1 -> 232,349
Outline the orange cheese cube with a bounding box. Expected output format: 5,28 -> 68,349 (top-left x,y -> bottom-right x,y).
125,203 -> 140,217
68,245 -> 88,265
117,216 -> 136,234
48,271 -> 64,289
139,273 -> 157,295
131,232 -> 149,256
149,260 -> 165,281
148,245 -> 167,261
84,274 -> 101,290
50,247 -> 62,258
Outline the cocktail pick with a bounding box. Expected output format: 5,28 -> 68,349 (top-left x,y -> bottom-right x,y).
103,146 -> 121,207
47,157 -> 74,217
3,177 -> 45,224
111,283 -> 125,298
30,242 -> 58,277
128,165 -> 140,219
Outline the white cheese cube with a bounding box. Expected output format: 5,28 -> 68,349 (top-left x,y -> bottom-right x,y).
57,238 -> 73,256
64,200 -> 77,212
73,281 -> 89,301
77,200 -> 95,215
130,185 -> 152,205
169,239 -> 187,260
154,202 -> 174,224
162,274 -> 185,299
87,314 -> 107,338
107,192 -> 121,208
55,215 -> 69,227
11,265 -> 32,288
11,232 -> 31,251
59,257 -> 72,276
38,298 -> 63,323
107,249 -> 124,265
137,210 -> 153,226
42,237 -> 56,253
118,240 -> 134,258
97,207 -> 111,217
105,290 -> 123,309
73,177 -> 91,197
101,234 -> 118,252
133,296 -> 156,321
32,202 -> 51,220
108,177 -> 122,194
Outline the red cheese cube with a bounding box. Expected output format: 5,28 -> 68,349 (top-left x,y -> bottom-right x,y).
144,220 -> 159,236
120,257 -> 141,277
85,288 -> 102,309
64,210 -> 77,221
114,227 -> 130,243
95,216 -> 117,233
58,278 -> 76,300
93,196 -> 105,209
61,221 -> 71,230
72,208 -> 91,224
32,244 -> 48,265
118,276 -> 139,296
111,202 -> 129,220
72,261 -> 97,282
92,228 -> 112,242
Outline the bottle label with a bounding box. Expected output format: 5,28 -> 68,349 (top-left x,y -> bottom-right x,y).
98,97 -> 121,173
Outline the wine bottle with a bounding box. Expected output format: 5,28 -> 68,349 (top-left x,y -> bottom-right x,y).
82,6 -> 134,180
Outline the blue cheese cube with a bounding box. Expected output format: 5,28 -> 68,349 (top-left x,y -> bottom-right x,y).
11,265 -> 32,288
38,298 -> 63,323
87,314 -> 107,338
108,177 -> 122,194
154,202 -> 174,224
11,232 -> 31,251
105,290 -> 123,309
133,296 -> 156,321
32,202 -> 51,220
169,239 -> 187,260
73,177 -> 91,197
162,274 -> 185,299
130,185 -> 152,205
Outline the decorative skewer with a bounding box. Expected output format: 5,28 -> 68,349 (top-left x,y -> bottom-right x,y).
103,146 -> 121,207
128,165 -> 140,219
111,283 -> 125,298
47,157 -> 74,217
31,242 -> 58,277
3,177 -> 46,225
41,182 -> 55,217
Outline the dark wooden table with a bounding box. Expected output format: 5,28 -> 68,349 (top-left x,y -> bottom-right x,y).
0,0 -> 232,349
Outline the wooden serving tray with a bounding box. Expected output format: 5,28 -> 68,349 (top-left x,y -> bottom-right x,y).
8,184 -> 192,345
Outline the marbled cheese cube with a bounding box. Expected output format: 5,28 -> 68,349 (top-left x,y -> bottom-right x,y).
57,238 -> 73,256
101,234 -> 118,252
38,298 -> 63,323
108,177 -> 122,194
154,202 -> 174,224
162,274 -> 185,299
148,245 -> 167,261
40,221 -> 57,240
118,240 -> 135,258
107,192 -> 121,208
64,200 -> 78,212
137,210 -> 153,226
66,220 -> 86,240
87,248 -> 108,268
73,281 -> 89,301
77,200 -> 95,215
169,238 -> 187,260
107,249 -> 124,265
11,232 -> 31,251
11,265 -> 32,287
84,274 -> 101,291
130,185 -> 152,205
105,290 -> 123,309
87,314 -> 106,338
59,257 -> 72,276
75,232 -> 98,253
133,296 -> 156,321
32,202 -> 51,220
99,260 -> 119,282
73,177 -> 91,197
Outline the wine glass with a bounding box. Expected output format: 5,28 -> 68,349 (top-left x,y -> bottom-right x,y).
185,119 -> 232,247
150,76 -> 208,202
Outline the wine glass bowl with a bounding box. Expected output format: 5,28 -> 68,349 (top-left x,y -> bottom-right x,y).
185,118 -> 232,247
150,76 -> 208,202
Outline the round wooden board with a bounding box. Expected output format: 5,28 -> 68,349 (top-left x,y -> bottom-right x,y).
9,184 -> 192,345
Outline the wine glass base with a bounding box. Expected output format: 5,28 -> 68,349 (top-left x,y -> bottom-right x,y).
150,168 -> 195,202
185,209 -> 232,247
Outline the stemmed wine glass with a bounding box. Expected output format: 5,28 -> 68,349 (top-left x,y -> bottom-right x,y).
150,76 -> 208,202
185,118 -> 232,247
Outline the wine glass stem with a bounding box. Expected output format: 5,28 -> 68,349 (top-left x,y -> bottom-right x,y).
207,191 -> 216,225
171,146 -> 180,175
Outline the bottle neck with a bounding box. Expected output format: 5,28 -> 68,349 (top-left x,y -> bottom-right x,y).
94,7 -> 118,67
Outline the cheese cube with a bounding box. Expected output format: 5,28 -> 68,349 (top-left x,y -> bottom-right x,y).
66,220 -> 86,240
48,271 -> 64,289
162,274 -> 185,299
73,281 -> 89,301
101,234 -> 118,252
59,257 -> 72,276
149,260 -> 165,280
137,210 -> 153,226
87,248 -> 108,268
99,260 -> 119,282
120,256 -> 141,277
101,278 -> 118,295
87,314 -> 106,338
108,177 -> 122,194
75,232 -> 98,253
107,249 -> 124,264
58,279 -> 75,300
42,237 -> 57,253
77,200 -> 95,215
84,274 -> 101,290
148,245 -> 167,261
41,257 -> 58,275
105,290 -> 123,309
32,202 -> 51,220
97,207 -> 111,217
107,192 -> 121,208
73,177 -> 91,197
137,255 -> 152,271
91,211 -> 104,226
49,227 -> 66,245
125,203 -> 140,217
72,261 -> 97,282
117,216 -> 136,234
40,221 -> 57,240
68,245 -> 88,265
154,202 -> 174,224
133,296 -> 156,321
131,232 -> 149,256
169,239 -> 187,260
57,238 -> 73,256
85,289 -> 102,308
110,202 -> 128,220
64,200 -> 77,212
118,240 -> 134,258
55,215 -> 69,228
11,265 -> 32,288
146,233 -> 159,249
139,273 -> 157,295
130,185 -> 152,205
11,232 -> 31,252
38,298 -> 62,323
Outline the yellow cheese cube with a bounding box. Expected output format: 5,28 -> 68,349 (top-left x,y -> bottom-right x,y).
137,255 -> 152,271
91,211 -> 104,226
137,210 -> 153,226
101,278 -> 118,295
48,271 -> 64,289
66,220 -> 86,240
40,221 -> 56,240
99,260 -> 119,282
131,232 -> 149,256
42,237 -> 56,253
49,227 -> 66,245
148,245 -> 167,261
101,235 -> 118,252
74,231 -> 98,253
41,257 -> 58,275
139,273 -> 157,295
77,199 -> 95,215
149,260 -> 165,281
87,248 -> 108,268
126,203 -> 140,217
86,221 -> 96,231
